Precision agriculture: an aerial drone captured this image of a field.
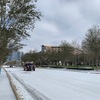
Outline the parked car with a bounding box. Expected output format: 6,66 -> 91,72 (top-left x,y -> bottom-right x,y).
10,65 -> 13,68
24,63 -> 35,71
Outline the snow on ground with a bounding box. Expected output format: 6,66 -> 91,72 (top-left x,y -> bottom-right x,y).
4,66 -> 100,100
0,68 -> 16,100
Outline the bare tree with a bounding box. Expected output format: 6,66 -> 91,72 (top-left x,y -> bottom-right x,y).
60,41 -> 74,66
82,25 -> 100,69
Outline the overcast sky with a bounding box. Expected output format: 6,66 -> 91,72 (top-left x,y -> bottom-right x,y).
21,0 -> 100,53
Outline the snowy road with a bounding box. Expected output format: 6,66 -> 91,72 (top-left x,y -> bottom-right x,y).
5,67 -> 100,100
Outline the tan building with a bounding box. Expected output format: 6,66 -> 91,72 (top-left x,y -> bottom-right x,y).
41,45 -> 61,52
41,45 -> 82,55
74,48 -> 82,55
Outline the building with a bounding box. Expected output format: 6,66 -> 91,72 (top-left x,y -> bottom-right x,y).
7,51 -> 23,62
41,45 -> 82,55
41,45 -> 61,52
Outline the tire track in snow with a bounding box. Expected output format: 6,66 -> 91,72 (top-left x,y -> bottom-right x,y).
10,72 -> 51,100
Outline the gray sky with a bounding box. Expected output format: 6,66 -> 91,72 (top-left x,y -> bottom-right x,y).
21,0 -> 100,53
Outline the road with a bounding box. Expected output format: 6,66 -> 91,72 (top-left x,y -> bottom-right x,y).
6,67 -> 100,100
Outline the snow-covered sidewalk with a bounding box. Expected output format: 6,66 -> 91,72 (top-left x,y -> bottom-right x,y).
0,68 -> 16,100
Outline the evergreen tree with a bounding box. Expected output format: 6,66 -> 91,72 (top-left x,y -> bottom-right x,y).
0,0 -> 41,62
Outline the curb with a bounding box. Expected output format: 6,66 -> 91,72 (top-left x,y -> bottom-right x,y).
4,68 -> 23,100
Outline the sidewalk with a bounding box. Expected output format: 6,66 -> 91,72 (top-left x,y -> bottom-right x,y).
0,68 -> 16,100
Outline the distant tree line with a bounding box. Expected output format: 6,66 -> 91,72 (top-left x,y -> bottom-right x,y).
22,25 -> 100,70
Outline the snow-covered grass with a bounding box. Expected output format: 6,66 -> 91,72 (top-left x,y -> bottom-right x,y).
4,67 -> 100,100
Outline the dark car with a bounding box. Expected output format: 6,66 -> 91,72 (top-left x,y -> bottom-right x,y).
24,63 -> 35,71
10,65 -> 13,68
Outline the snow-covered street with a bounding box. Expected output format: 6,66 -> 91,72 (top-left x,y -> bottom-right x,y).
5,67 -> 100,100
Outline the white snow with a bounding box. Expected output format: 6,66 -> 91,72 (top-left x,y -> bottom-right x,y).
0,67 -> 16,100
4,66 -> 100,100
